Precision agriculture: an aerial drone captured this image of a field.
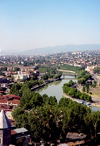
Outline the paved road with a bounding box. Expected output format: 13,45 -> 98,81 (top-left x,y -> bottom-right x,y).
92,96 -> 100,103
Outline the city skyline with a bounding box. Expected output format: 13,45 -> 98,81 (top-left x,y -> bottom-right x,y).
0,0 -> 100,53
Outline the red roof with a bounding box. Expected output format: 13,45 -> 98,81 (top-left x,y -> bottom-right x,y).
0,94 -> 20,105
0,105 -> 11,112
6,94 -> 21,100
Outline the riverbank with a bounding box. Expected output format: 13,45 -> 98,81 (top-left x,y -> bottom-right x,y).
63,93 -> 100,108
31,78 -> 61,91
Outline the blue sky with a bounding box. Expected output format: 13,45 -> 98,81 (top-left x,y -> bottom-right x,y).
0,0 -> 100,52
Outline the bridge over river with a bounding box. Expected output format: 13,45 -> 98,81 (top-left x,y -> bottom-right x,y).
57,69 -> 78,78
62,74 -> 78,79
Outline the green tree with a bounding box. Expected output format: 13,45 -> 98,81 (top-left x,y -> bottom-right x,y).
42,74 -> 48,80
31,73 -> 38,80
78,78 -> 86,84
82,86 -> 85,92
20,88 -> 33,109
10,83 -> 22,95
29,93 -> 43,108
28,105 -> 61,142
68,88 -> 77,98
86,85 -> 89,93
48,96 -> 57,106
42,94 -> 49,104
84,111 -> 100,140
59,98 -> 70,107
12,107 -> 29,128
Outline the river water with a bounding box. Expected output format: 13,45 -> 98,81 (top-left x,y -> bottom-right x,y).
36,75 -> 100,112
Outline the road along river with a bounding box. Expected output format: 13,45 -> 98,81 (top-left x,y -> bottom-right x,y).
36,75 -> 100,112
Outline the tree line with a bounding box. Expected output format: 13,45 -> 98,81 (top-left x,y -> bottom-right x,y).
59,64 -> 83,73
63,80 -> 92,102
77,70 -> 91,84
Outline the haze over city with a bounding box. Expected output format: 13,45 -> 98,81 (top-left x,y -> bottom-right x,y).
0,0 -> 100,54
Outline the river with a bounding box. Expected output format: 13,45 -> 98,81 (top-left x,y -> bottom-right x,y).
36,75 -> 100,112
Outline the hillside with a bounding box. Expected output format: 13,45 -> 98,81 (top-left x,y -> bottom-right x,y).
20,44 -> 100,55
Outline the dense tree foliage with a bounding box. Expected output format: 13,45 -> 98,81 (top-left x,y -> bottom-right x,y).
63,80 -> 92,102
42,73 -> 49,80
10,83 -> 23,95
12,93 -> 93,143
59,64 -> 83,73
84,111 -> 100,139
53,73 -> 62,79
37,66 -> 58,74
11,77 -> 100,144
63,80 -> 75,87
42,72 -> 62,80
77,70 -> 91,84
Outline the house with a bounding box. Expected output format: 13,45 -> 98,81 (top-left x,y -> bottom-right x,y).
11,128 -> 30,145
0,94 -> 21,110
12,72 -> 30,81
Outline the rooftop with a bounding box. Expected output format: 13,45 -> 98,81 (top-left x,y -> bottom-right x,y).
13,127 -> 28,134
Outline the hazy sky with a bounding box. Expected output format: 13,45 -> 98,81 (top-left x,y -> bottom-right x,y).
0,0 -> 100,52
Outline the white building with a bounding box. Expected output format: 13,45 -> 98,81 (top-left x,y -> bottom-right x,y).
85,66 -> 95,72
13,72 -> 30,81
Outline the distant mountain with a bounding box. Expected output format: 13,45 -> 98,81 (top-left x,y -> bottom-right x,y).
2,44 -> 100,56
19,44 -> 100,55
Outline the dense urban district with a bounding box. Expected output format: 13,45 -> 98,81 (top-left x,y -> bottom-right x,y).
1,50 -> 100,146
